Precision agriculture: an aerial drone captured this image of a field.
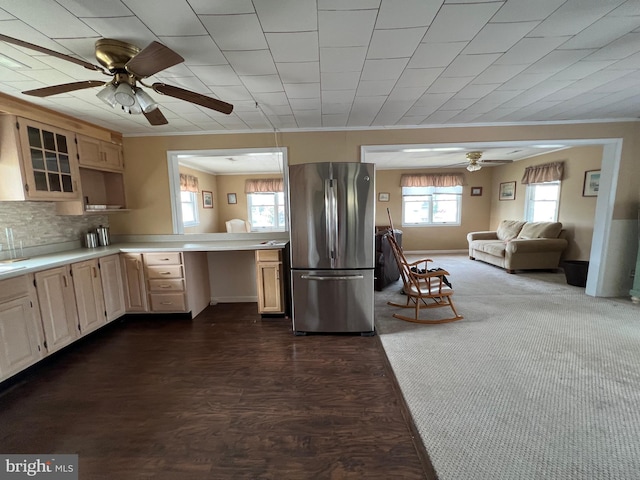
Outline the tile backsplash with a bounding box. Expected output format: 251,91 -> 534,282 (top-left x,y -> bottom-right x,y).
0,202 -> 108,253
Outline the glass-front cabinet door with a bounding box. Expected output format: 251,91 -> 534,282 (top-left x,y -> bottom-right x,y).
17,118 -> 80,201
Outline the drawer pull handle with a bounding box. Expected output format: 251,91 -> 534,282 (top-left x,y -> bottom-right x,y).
160,302 -> 173,305
160,258 -> 170,261
160,272 -> 171,275
160,285 -> 171,288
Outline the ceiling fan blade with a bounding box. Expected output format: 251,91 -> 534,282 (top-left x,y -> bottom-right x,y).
125,41 -> 184,78
481,159 -> 514,164
152,83 -> 233,114
23,80 -> 106,97
0,34 -> 104,72
143,107 -> 168,126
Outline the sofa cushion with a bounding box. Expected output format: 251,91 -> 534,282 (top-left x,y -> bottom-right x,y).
517,221 -> 562,239
496,220 -> 526,241
471,240 -> 506,257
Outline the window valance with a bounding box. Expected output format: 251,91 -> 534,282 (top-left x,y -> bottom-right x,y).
521,162 -> 564,184
179,173 -> 199,192
400,173 -> 464,187
245,178 -> 284,193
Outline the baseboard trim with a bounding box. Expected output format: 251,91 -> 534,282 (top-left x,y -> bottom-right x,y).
211,296 -> 258,304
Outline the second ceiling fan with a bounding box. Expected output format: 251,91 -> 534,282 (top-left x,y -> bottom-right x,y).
0,34 -> 234,126
463,151 -> 513,171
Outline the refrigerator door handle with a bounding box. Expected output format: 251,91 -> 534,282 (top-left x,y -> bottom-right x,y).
301,274 -> 365,281
325,178 -> 338,268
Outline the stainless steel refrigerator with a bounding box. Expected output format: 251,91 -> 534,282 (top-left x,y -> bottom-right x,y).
288,162 -> 375,335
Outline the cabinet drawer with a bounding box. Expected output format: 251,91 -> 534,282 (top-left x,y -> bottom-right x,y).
148,278 -> 185,292
146,265 -> 183,279
256,249 -> 281,262
144,252 -> 182,266
149,293 -> 187,312
0,275 -> 30,302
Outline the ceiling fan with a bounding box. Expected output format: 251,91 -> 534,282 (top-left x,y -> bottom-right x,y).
462,151 -> 513,172
0,34 -> 233,126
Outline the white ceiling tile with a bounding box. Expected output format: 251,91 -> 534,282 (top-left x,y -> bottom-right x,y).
295,111 -> 322,127
500,80 -> 574,108
322,113 -> 349,127
224,50 -> 277,76
265,32 -> 319,63
549,60 -> 615,81
356,80 -> 396,96
586,32 -> 640,61
442,54 -> 500,77
439,97 -> 478,110
277,62 -> 320,83
455,83 -> 499,99
491,0 -> 566,22
19,68 -> 77,84
55,0 -> 132,17
494,37 -> 571,65
424,109 -> 462,123
361,58 -> 409,81
367,27 -> 427,59
201,14 -> 268,50
290,98 -> 321,109
386,87 -> 427,102
376,0 -> 441,29
253,92 -> 290,105
188,65 -> 242,86
0,66 -> 42,82
559,16 -> 640,50
524,49 -> 595,74
322,103 -> 351,115
76,16 -> 156,47
158,36 -> 226,66
412,92 -> 456,109
123,0 -> 207,36
396,68 -> 443,88
608,1 -> 640,16
318,0 -> 380,10
211,85 -> 253,101
162,76 -> 210,94
372,100 -> 415,125
423,3 -> 503,43
473,64 -> 528,84
321,72 -> 361,90
284,83 -> 320,98
320,47 -> 367,72
396,115 -> 428,125
426,76 -> 474,93
0,1 -> 98,37
321,90 -> 356,103
318,10 -> 377,47
188,0 -> 255,14
254,0 -> 317,32
609,51 -> 640,69
408,42 -> 467,68
240,74 -> 283,93
498,72 -> 555,91
528,0 -> 624,37
463,22 -> 538,55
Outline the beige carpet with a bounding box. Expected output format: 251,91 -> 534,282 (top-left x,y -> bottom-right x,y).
375,254 -> 640,479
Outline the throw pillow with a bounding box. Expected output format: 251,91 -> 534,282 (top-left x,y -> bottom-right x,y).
496,220 -> 526,241
518,221 -> 562,239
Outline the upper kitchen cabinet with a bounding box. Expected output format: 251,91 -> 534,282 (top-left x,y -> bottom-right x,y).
0,115 -> 80,201
77,135 -> 124,172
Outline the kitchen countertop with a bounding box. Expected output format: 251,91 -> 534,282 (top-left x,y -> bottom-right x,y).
0,239 -> 289,281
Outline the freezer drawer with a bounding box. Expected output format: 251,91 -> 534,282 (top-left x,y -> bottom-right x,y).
291,269 -> 374,334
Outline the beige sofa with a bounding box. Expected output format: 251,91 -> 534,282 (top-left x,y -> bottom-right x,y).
467,220 -> 568,273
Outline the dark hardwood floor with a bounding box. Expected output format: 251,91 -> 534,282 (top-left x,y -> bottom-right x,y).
0,303 -> 436,479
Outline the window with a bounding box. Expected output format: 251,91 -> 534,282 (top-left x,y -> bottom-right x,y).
248,192 -> 286,231
525,181 -> 560,222
181,190 -> 199,227
402,186 -> 462,226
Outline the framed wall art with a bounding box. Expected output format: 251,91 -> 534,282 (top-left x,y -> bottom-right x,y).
499,181 -> 516,201
202,191 -> 213,208
470,187 -> 483,196
378,192 -> 390,202
227,193 -> 237,204
583,170 -> 600,197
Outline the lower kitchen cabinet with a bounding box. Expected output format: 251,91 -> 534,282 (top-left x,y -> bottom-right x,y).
71,259 -> 107,335
120,253 -> 148,312
99,254 -> 126,322
34,265 -> 79,355
120,251 -> 210,318
0,275 -> 45,382
255,249 -> 284,314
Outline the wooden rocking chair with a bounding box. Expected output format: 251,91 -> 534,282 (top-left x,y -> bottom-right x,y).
385,232 -> 463,324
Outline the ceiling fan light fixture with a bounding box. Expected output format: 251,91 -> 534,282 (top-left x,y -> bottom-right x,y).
467,163 -> 481,172
114,82 -> 135,107
96,84 -> 117,108
135,88 -> 158,113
